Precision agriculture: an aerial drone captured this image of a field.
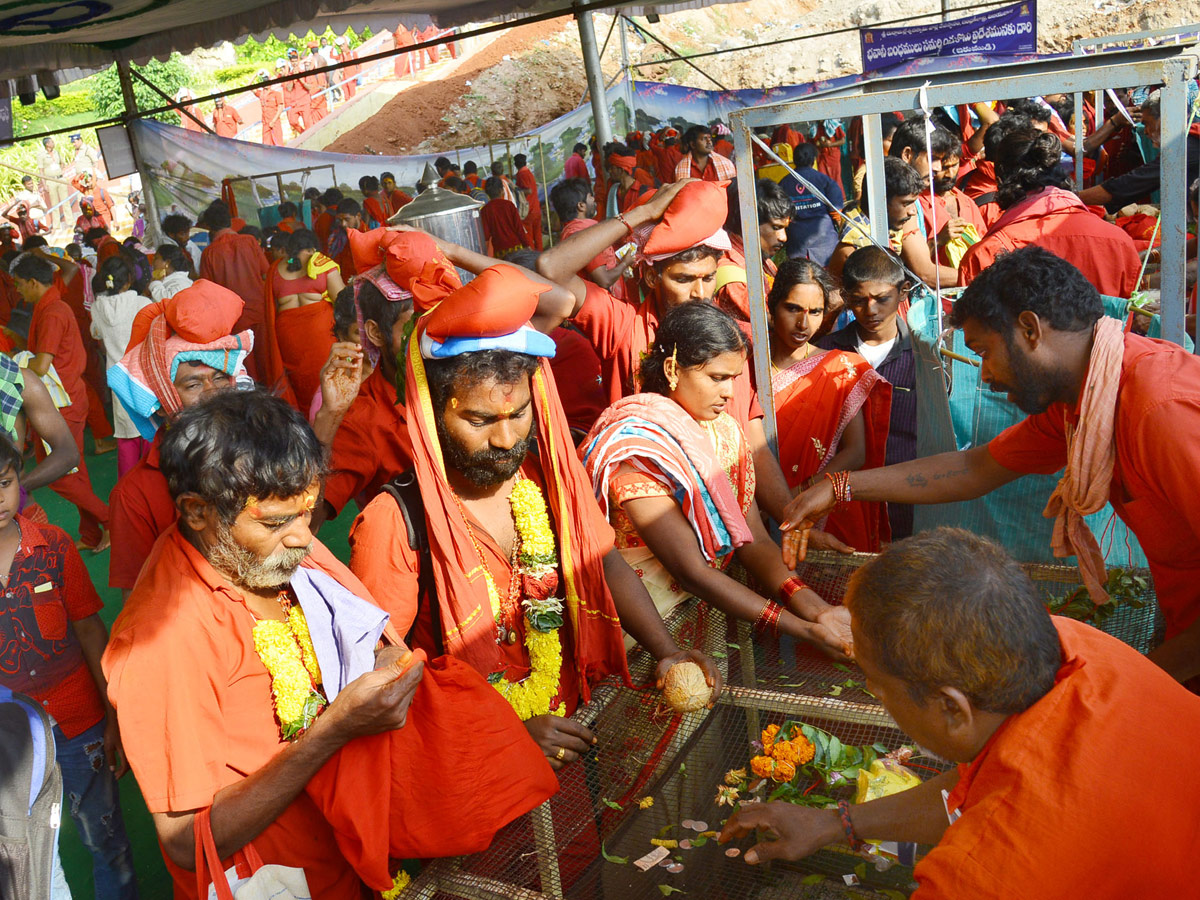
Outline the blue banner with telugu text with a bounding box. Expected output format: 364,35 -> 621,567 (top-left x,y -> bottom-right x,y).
859,1 -> 1037,74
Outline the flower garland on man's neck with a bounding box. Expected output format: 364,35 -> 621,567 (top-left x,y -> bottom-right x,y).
456,475 -> 567,721
253,595 -> 327,741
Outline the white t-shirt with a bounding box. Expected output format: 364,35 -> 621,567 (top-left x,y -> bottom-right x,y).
856,334 -> 896,370
90,290 -> 154,438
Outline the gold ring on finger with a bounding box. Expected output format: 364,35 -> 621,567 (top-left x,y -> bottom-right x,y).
556,747 -> 566,760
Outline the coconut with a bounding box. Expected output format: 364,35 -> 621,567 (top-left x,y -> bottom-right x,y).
662,661 -> 710,712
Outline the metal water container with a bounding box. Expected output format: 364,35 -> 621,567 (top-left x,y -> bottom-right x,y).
389,162 -> 485,284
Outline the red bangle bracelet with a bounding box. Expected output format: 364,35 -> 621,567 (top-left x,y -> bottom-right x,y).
837,800 -> 869,852
755,599 -> 783,635
616,212 -> 633,235
779,575 -> 808,604
824,471 -> 852,508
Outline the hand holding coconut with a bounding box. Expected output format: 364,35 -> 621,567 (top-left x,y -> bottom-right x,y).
657,650 -> 723,713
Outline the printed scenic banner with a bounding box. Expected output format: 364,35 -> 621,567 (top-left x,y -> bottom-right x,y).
134,49 -> 1047,226
859,1 -> 1037,74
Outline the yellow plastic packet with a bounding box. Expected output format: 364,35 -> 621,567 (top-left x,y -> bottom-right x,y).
854,758 -> 922,804
942,223 -> 982,269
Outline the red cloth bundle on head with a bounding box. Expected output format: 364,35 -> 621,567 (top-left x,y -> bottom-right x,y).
304,650 -> 559,891
634,179 -> 731,265
403,266 -> 631,697
347,227 -> 461,314
606,152 -> 637,174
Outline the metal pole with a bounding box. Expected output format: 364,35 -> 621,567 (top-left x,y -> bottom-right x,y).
622,17 -> 730,91
1073,92 -> 1084,186
116,58 -> 164,247
862,113 -> 889,246
619,16 -> 637,134
537,137 -> 553,247
730,113 -> 777,449
1159,57 -> 1193,348
941,0 -> 950,21
577,10 -> 613,149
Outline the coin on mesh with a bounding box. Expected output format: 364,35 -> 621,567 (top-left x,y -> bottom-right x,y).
666,863 -> 685,874
681,818 -> 695,830
689,820 -> 708,832
725,847 -> 741,858
678,840 -> 692,850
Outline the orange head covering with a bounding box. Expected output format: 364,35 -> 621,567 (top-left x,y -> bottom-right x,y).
605,151 -> 637,174
420,266 -> 555,359
637,180 -> 731,263
348,227 -> 461,314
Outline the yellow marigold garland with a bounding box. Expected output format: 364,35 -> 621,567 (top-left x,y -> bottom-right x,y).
253,606 -> 326,741
382,870 -> 411,899
490,478 -> 566,721
286,605 -> 323,686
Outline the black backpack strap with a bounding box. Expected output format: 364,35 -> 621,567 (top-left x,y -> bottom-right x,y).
379,471 -> 444,656
974,190 -> 997,207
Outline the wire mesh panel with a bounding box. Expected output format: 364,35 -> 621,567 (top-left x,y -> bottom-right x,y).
406,554 -> 1160,900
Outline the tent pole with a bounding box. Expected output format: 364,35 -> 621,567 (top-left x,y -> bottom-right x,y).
576,10 -> 612,149
619,16 -> 636,133
116,57 -> 163,247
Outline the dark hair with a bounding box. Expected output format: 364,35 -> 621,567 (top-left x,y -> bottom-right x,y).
514,153 -> 527,168
92,255 -> 133,295
484,176 -> 505,200
355,278 -> 413,341
652,245 -> 722,274
792,142 -> 818,169
358,175 -> 380,193
879,111 -> 901,140
332,282 -> 359,341
490,161 -> 505,176
161,213 -> 191,236
888,116 -> 959,162
858,157 -> 924,212
724,178 -> 793,234
841,245 -> 907,295
682,124 -> 711,153
336,198 -> 361,216
240,225 -> 262,242
767,257 -> 836,314
847,527 -> 1061,714
321,187 -> 344,207
993,127 -> 1069,209
10,253 -> 54,285
278,201 -> 298,218
284,229 -> 319,272
640,302 -> 749,395
463,161 -> 478,174
425,350 -> 540,415
83,227 -> 109,245
0,432 -> 22,479
444,176 -> 466,192
22,235 -> 48,250
159,388 -> 328,525
303,187 -> 322,202
982,112 -> 1032,162
949,245 -> 1102,335
434,156 -> 451,171
380,171 -> 395,182
550,178 -> 591,223
202,200 -> 232,231
1003,98 -> 1052,124
156,242 -> 193,277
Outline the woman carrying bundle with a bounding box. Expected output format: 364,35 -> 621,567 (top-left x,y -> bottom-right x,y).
581,301 -> 851,659
262,228 -> 346,409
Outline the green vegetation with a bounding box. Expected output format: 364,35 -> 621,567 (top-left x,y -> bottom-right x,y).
89,56 -> 190,124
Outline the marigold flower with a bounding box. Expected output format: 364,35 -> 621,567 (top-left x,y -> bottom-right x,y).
772,740 -> 801,764
382,870 -> 411,899
750,755 -> 774,779
770,759 -> 797,783
724,767 -> 747,786
761,724 -> 780,754
793,734 -> 816,766
637,796 -> 654,809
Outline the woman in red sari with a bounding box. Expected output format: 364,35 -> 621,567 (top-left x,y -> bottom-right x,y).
583,302 -> 851,659
769,259 -> 891,551
261,229 -> 345,409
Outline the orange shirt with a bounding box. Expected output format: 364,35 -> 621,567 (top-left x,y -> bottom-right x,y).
324,367 -> 413,517
212,105 -> 243,139
348,457 -> 612,716
29,285 -> 87,424
515,166 -> 540,216
913,617 -> 1200,897
958,188 -> 1140,298
102,527 -> 367,900
107,434 -> 176,590
199,228 -> 269,328
987,332 -> 1200,647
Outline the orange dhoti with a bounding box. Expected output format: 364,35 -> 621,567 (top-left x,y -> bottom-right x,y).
275,301 -> 335,411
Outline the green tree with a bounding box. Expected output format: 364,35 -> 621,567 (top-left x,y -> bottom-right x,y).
89,55 -> 191,124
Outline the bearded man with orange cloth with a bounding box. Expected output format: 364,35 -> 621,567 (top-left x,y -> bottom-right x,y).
103,389 -> 559,900
721,528 -> 1200,896
348,261 -> 721,756
604,143 -> 655,214
199,201 -> 271,378
536,179 -> 818,534
784,247 -> 1200,691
